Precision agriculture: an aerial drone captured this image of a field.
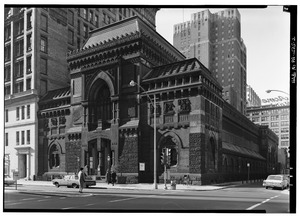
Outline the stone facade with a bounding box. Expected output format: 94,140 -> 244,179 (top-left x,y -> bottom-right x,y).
38,16 -> 278,184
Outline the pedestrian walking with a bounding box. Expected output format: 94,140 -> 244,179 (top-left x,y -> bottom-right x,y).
78,167 -> 85,193
106,169 -> 111,184
111,170 -> 117,186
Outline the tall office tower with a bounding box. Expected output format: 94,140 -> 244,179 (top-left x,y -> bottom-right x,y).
173,9 -> 247,115
4,7 -> 159,180
246,84 -> 261,107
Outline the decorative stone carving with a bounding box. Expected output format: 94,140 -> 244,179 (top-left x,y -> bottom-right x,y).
163,101 -> 175,114
59,116 -> 66,125
178,98 -> 191,113
51,118 -> 57,126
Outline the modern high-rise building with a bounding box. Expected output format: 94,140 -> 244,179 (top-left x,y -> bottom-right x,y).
4,7 -> 159,180
246,84 -> 261,107
173,9 -> 247,115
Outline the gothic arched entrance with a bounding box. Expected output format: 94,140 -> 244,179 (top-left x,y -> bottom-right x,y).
88,78 -> 112,131
84,72 -> 115,176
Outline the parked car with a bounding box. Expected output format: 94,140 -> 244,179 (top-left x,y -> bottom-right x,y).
4,175 -> 15,186
263,174 -> 288,190
52,174 -> 96,188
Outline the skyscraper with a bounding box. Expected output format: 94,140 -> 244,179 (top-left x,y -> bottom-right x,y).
173,9 -> 247,114
4,7 -> 159,179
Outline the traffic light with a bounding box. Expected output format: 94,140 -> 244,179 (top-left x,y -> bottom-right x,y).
160,150 -> 167,165
166,148 -> 171,165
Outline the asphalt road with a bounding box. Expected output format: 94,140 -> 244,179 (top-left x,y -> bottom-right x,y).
4,182 -> 290,213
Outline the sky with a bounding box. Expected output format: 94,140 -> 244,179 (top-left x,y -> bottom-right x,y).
155,6 -> 291,103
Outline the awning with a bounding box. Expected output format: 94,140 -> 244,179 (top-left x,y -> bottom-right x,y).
222,142 -> 266,160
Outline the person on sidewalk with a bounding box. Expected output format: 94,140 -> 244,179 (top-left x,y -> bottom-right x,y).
106,169 -> 111,185
111,170 -> 117,186
78,167 -> 85,193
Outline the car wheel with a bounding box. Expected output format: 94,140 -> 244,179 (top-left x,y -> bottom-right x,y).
72,183 -> 78,188
54,182 -> 59,188
266,186 -> 268,189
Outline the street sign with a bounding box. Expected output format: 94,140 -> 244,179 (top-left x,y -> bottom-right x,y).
139,163 -> 145,171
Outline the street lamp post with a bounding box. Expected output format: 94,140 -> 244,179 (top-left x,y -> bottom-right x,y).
266,89 -> 289,96
247,163 -> 250,183
129,80 -> 158,189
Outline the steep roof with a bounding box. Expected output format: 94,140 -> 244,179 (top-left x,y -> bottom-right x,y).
142,58 -> 222,89
70,16 -> 185,61
143,58 -> 203,80
39,86 -> 71,104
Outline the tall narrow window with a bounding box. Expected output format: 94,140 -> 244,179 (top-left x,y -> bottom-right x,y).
41,14 -> 48,31
27,34 -> 32,51
83,8 -> 88,19
27,11 -> 32,30
27,56 -> 32,74
26,78 -> 31,90
49,144 -> 60,169
5,65 -> 11,82
41,58 -> 47,74
41,80 -> 48,95
21,106 -> 25,119
95,14 -> 99,27
5,133 -> 8,146
5,44 -> 11,62
21,131 -> 25,145
27,105 -> 30,119
16,131 -> 20,145
83,24 -> 88,38
68,10 -> 74,26
27,130 -> 30,144
5,24 -> 11,41
16,107 -> 20,120
5,109 -> 8,122
40,37 -> 47,53
68,29 -> 74,45
5,85 -> 11,96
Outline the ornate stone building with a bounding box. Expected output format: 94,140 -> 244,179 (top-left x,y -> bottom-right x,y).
38,16 -> 278,184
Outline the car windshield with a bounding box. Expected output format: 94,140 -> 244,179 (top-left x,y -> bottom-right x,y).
267,175 -> 282,180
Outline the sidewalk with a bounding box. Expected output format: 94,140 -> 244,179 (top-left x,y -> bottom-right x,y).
6,178 -> 245,192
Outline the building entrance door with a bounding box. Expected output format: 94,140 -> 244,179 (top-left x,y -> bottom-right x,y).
100,138 -> 112,176
18,154 -> 27,178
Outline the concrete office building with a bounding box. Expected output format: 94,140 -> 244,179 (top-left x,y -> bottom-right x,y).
246,104 -> 289,173
173,9 -> 247,115
4,7 -> 159,180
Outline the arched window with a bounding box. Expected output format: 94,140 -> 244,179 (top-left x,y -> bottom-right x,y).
208,138 -> 216,170
49,144 -> 60,169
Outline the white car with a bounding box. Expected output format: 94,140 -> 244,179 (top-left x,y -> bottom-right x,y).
4,175 -> 15,186
263,175 -> 288,190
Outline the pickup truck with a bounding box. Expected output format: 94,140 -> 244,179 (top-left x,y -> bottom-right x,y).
52,174 -> 96,188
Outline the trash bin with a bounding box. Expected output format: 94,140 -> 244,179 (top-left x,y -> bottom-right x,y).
170,180 -> 176,190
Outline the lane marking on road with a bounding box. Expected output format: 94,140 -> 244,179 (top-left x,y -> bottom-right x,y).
109,197 -> 140,203
247,195 -> 280,210
21,198 -> 36,201
61,207 -> 74,210
85,203 -> 95,206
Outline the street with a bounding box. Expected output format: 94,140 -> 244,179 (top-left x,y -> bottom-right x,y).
4,182 -> 289,213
